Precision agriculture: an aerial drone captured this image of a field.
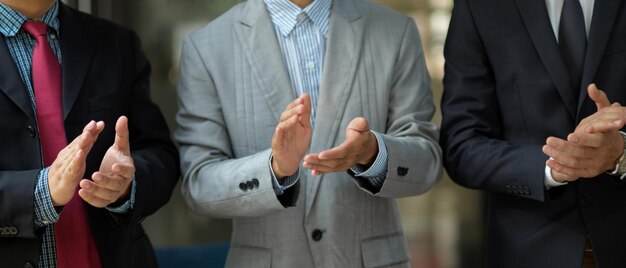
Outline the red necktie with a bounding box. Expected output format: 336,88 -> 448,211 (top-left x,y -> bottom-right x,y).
22,21 -> 102,268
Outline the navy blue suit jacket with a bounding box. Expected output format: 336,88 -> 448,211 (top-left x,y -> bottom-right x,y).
441,0 -> 626,267
0,4 -> 179,268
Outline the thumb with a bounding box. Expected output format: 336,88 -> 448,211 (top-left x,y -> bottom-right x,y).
114,116 -> 131,154
588,84 -> 610,110
347,117 -> 370,134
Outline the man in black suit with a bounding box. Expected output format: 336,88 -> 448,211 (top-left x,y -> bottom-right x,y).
441,0 -> 626,267
0,0 -> 179,267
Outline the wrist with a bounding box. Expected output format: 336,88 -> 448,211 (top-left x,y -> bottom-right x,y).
358,132 -> 378,166
607,131 -> 626,176
271,158 -> 288,180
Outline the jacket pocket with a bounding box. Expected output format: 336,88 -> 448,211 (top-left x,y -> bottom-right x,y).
361,233 -> 410,268
225,244 -> 272,268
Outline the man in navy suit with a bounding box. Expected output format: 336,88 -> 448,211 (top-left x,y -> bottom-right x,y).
0,0 -> 179,267
441,0 -> 626,267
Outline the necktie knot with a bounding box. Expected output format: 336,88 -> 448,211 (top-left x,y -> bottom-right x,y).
22,20 -> 49,38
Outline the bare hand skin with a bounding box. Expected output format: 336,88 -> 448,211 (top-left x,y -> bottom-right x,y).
303,117 -> 378,176
544,84 -> 626,182
79,116 -> 135,208
48,121 -> 104,206
271,94 -> 313,179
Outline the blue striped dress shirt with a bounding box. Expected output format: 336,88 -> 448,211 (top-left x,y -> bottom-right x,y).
265,0 -> 388,192
0,2 -> 135,267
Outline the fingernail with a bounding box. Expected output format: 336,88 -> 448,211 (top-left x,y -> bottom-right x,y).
82,182 -> 91,189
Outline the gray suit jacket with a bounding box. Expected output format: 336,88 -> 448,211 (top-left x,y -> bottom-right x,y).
175,0 -> 442,267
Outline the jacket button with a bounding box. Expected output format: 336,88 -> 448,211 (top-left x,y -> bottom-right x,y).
239,183 -> 247,191
580,194 -> 592,206
26,126 -> 36,137
252,178 -> 259,188
397,166 -> 409,176
246,181 -> 254,190
311,229 -> 323,241
24,262 -> 34,268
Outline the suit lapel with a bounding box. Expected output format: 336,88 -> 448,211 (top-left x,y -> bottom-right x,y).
235,0 -> 294,122
0,35 -> 35,119
58,4 -> 96,119
305,0 -> 364,217
577,0 -> 623,114
515,0 -> 577,119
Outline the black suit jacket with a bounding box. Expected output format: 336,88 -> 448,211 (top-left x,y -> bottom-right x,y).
0,4 -> 179,268
441,0 -> 626,267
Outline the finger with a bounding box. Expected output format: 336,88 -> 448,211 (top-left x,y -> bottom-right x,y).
78,188 -> 111,208
93,121 -> 105,135
92,172 -> 127,191
543,145 -> 599,169
81,178 -> 119,202
549,168 -> 578,183
588,83 -> 610,110
546,159 -> 579,178
567,132 -> 604,148
317,144 -> 350,160
304,153 -> 350,170
545,137 -> 590,158
80,121 -> 105,154
546,159 -> 595,179
309,162 -> 351,174
114,116 -> 131,154
543,145 -> 582,167
585,120 -> 624,134
112,163 -> 135,179
285,95 -> 305,111
576,109 -> 626,134
66,120 -> 95,151
303,154 -> 319,163
346,117 -> 370,133
279,104 -> 304,122
300,94 -> 312,128
276,114 -> 300,133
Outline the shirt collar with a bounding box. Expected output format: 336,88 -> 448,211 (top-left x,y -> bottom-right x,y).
264,0 -> 332,37
0,1 -> 60,38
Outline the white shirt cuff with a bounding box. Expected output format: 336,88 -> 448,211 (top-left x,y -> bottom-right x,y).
544,163 -> 568,189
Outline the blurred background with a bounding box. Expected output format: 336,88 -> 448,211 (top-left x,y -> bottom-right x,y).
62,0 -> 486,267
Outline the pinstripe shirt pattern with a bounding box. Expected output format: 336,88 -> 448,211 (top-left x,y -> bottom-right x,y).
264,0 -> 388,188
0,2 -> 134,267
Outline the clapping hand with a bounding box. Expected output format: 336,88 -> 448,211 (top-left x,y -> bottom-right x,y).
79,116 -> 135,208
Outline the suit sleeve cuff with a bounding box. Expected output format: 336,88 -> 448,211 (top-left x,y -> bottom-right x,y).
268,154 -> 300,196
106,175 -> 136,214
34,167 -> 60,228
545,162 -> 568,189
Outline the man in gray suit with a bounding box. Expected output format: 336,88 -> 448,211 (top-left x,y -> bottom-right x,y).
175,0 -> 442,266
